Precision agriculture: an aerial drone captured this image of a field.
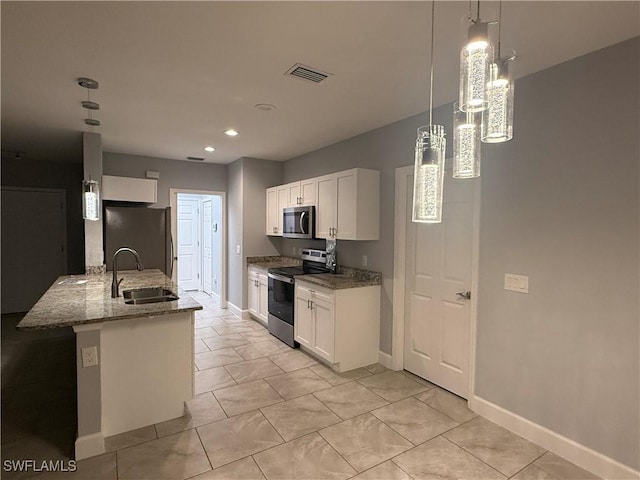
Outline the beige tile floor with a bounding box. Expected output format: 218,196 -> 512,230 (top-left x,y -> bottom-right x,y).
1,293 -> 601,480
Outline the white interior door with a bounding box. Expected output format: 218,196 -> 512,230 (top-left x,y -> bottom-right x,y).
177,197 -> 200,291
1,187 -> 67,313
403,171 -> 476,398
211,195 -> 222,296
202,199 -> 213,295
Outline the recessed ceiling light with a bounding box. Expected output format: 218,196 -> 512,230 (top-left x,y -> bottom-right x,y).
224,129 -> 239,137
204,146 -> 215,152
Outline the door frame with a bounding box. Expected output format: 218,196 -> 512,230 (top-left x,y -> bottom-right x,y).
391,164 -> 481,397
170,188 -> 227,309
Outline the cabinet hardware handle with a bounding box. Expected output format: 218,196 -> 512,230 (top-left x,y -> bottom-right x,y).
310,301 -> 314,310
307,299 -> 311,309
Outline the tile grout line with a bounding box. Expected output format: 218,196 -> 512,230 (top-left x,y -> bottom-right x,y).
508,451 -> 555,480
439,433 -> 521,479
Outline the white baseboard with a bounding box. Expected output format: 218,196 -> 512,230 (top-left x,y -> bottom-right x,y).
75,432 -> 105,460
226,302 -> 250,320
378,350 -> 394,369
469,395 -> 639,480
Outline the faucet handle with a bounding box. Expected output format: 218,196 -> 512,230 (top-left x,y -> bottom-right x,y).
117,278 -> 124,288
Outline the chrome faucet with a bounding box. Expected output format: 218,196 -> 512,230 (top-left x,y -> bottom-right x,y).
111,247 -> 144,298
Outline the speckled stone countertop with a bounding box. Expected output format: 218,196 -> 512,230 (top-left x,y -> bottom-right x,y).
296,266 -> 383,290
247,255 -> 302,270
17,269 -> 202,330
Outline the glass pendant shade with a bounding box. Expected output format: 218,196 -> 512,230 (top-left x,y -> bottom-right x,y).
482,54 -> 515,143
453,103 -> 481,178
459,22 -> 493,113
82,179 -> 100,221
412,125 -> 446,223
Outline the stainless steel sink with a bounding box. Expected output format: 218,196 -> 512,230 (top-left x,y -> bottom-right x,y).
122,287 -> 179,305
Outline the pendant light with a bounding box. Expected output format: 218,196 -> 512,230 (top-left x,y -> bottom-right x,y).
412,1 -> 446,224
82,178 -> 100,221
453,102 -> 481,178
482,1 -> 515,143
459,2 -> 493,113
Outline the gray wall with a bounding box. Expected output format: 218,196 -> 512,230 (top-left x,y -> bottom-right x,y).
281,38 -> 639,469
1,157 -> 85,274
475,37 -> 639,469
103,152 -> 227,208
227,157 -> 282,310
83,132 -> 103,268
227,159 -> 243,309
282,102 -> 452,355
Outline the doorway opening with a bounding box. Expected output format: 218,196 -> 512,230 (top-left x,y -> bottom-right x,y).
170,189 -> 226,308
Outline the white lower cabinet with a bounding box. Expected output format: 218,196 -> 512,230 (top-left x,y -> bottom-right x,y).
294,280 -> 379,372
248,266 -> 268,324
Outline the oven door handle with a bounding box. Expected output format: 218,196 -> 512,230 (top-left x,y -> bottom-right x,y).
268,272 -> 295,284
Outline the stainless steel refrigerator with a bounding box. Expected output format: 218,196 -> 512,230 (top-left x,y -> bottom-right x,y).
104,206 -> 173,276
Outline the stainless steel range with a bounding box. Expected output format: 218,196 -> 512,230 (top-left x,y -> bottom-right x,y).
267,249 -> 329,347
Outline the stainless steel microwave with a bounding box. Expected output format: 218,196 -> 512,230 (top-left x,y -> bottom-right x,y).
283,206 -> 315,239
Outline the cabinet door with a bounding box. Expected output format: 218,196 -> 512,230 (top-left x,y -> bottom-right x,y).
313,298 -> 335,362
295,294 -> 314,348
315,174 -> 337,239
336,171 -> 357,240
258,273 -> 268,322
276,186 -> 288,235
247,271 -> 259,316
287,182 -> 301,207
266,188 -> 279,236
300,179 -> 316,206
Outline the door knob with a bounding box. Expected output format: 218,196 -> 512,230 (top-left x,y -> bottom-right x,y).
456,291 -> 471,300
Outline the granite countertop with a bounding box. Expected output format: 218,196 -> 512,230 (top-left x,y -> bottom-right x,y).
17,269 -> 202,330
296,266 -> 383,290
247,255 -> 302,270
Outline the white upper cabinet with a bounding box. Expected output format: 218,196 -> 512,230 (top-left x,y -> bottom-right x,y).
286,179 -> 317,207
102,175 -> 157,203
315,174 -> 338,240
266,187 -> 279,236
299,178 -> 317,206
316,168 -> 379,240
266,185 -> 288,236
266,168 -> 378,240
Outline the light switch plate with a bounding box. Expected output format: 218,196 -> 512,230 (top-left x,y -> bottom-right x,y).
81,346 -> 99,367
504,273 -> 529,293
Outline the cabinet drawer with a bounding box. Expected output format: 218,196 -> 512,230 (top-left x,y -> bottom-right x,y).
296,282 -> 334,305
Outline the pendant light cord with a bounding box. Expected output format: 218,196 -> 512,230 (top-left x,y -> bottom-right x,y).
428,0 -> 435,126
497,0 -> 502,58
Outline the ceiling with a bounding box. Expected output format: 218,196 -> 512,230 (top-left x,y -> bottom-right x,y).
2,1 -> 638,165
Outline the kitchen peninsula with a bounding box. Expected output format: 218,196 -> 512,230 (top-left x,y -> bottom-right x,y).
17,269 -> 202,460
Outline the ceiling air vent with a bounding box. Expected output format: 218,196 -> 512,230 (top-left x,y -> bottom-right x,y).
187,156 -> 205,161
285,63 -> 331,84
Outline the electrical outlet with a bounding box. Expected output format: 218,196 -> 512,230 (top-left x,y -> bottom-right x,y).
236,244 -> 241,255
81,346 -> 99,367
504,273 -> 529,293
361,255 -> 368,267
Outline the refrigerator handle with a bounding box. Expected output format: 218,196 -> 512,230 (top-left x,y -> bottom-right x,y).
170,234 -> 176,279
